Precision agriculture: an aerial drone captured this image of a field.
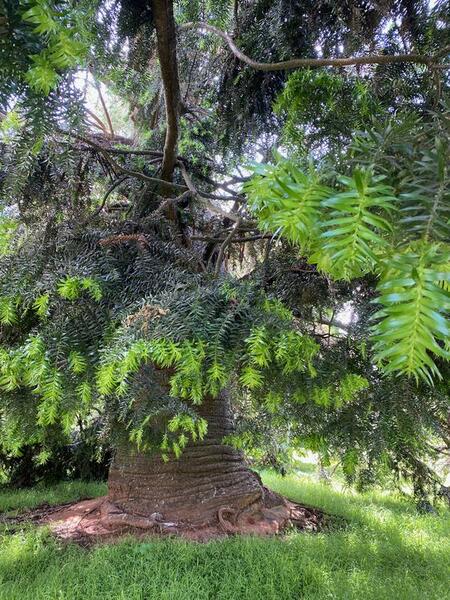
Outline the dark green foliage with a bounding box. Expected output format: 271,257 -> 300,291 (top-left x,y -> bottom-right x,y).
0,418 -> 111,487
274,70 -> 384,156
216,0 -> 447,155
232,252 -> 450,494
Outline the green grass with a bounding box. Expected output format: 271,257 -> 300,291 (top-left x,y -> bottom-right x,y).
0,481 -> 106,514
0,473 -> 449,600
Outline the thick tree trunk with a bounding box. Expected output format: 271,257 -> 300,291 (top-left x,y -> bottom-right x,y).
46,386 -> 323,539
107,393 -> 264,526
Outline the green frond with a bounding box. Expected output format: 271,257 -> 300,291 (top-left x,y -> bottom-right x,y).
273,331 -> 319,375
22,2 -> 58,34
245,160 -> 331,250
316,169 -> 396,279
0,296 -> 19,325
68,350 -> 87,374
33,293 -> 50,319
239,366 -> 264,390
58,276 -> 103,301
264,391 -> 283,414
246,326 -> 271,367
399,138 -> 449,243
96,362 -> 117,397
372,244 -> 450,383
37,369 -> 62,425
76,380 -> 92,405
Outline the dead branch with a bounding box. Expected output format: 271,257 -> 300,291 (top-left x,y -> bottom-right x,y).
150,190 -> 191,219
192,233 -> 272,243
99,233 -> 150,250
93,78 -> 115,138
68,133 -> 187,191
85,108 -> 108,134
177,161 -> 241,222
83,175 -> 129,223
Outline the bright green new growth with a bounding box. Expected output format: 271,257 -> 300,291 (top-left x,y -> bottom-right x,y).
246,124 -> 450,384
0,253 -> 329,461
373,244 -> 450,384
93,289 -> 321,458
22,0 -> 89,94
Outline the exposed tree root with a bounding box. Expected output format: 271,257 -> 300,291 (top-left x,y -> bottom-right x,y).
0,487 -> 329,545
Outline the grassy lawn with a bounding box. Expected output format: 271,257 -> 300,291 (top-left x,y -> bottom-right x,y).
0,481 -> 106,515
0,473 -> 449,600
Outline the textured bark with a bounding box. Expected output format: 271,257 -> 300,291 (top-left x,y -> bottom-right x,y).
108,393 -> 264,526
151,0 -> 180,183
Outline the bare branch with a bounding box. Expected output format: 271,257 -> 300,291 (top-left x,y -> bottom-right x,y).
192,233 -> 272,243
214,218 -> 241,275
150,190 -> 191,219
177,161 -> 241,222
97,147 -> 184,189
83,175 -> 129,223
181,22 -> 448,71
93,78 -> 115,138
67,133 -> 188,191
317,319 -> 350,332
85,108 -> 108,134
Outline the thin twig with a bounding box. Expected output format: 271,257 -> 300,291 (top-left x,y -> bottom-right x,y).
69,133 -> 188,191
83,175 -> 129,223
150,190 -> 191,218
85,108 -> 108,134
93,78 -> 115,138
177,161 -> 241,222
192,233 -> 272,242
214,218 -> 241,275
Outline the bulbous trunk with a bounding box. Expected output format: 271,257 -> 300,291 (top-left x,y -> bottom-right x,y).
107,394 -> 263,526
45,387 -> 323,540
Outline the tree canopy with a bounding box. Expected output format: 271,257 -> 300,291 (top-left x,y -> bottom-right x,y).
0,0 -> 449,501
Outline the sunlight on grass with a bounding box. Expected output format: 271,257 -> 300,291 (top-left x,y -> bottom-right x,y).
0,481 -> 106,514
0,474 -> 448,600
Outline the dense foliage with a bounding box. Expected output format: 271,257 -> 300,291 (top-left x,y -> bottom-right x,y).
246,109 -> 450,383
0,0 -> 449,496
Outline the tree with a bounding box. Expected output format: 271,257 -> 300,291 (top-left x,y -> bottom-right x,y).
0,0 -> 449,532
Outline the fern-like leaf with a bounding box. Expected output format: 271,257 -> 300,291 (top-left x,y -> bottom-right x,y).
372,244 -> 450,383
317,169 -> 396,279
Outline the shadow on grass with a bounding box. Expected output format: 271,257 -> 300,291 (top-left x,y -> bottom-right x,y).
0,474 -> 448,600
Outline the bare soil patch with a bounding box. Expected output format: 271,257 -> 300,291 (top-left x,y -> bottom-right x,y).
0,489 -> 334,546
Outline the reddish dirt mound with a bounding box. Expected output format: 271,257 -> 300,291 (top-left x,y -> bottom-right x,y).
1,492 -> 330,545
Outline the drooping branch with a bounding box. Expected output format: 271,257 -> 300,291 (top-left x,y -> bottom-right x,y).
181,22 -> 448,71
83,175 -> 129,223
64,132 -> 187,191
58,130 -> 245,222
152,0 -> 181,182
